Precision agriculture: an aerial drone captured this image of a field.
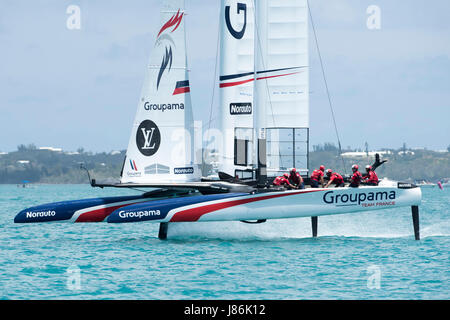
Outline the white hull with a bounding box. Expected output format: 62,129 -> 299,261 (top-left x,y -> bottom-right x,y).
109,186 -> 421,224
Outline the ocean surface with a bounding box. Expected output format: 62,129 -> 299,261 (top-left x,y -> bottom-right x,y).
0,184 -> 448,300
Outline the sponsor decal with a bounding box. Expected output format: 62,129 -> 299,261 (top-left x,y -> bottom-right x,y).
126,171 -> 141,178
230,102 -> 252,115
118,209 -> 161,220
398,182 -> 415,189
144,101 -> 185,112
26,210 -> 56,219
174,167 -> 194,175
323,190 -> 396,206
136,120 -> 161,157
225,3 -> 247,39
157,46 -> 173,90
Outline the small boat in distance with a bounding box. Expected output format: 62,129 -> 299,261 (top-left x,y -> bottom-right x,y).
15,0 -> 422,240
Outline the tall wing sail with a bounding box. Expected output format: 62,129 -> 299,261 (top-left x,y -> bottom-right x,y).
218,0 -> 255,179
121,0 -> 200,183
254,0 -> 309,176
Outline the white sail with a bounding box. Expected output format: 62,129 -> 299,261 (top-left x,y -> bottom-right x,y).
254,0 -> 309,176
121,0 -> 200,183
218,0 -> 255,179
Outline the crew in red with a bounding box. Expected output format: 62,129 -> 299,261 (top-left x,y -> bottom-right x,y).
310,165 -> 325,188
363,165 -> 379,186
349,164 -> 362,187
273,173 -> 296,189
324,169 -> 345,188
289,168 -> 305,189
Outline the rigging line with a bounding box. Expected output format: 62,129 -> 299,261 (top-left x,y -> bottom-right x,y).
307,0 -> 347,174
203,4 -> 221,174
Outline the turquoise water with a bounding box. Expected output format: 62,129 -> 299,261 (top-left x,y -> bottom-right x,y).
0,184 -> 448,300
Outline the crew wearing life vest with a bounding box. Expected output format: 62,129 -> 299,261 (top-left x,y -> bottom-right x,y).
324,169 -> 345,188
349,164 -> 363,187
310,165 -> 325,188
362,165 -> 379,186
289,168 -> 305,189
273,173 -> 296,189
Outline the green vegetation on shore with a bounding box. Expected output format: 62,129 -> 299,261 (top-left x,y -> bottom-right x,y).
1,143 -> 448,184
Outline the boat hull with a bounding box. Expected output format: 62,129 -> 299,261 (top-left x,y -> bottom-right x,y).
14,195 -> 153,223
107,186 -> 422,223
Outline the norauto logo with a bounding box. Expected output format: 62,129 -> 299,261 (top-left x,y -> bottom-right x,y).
26,210 -> 56,218
174,167 -> 194,175
230,102 -> 252,115
144,102 -> 185,112
323,190 -> 396,205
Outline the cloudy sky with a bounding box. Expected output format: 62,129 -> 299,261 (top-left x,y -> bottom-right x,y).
0,0 -> 449,153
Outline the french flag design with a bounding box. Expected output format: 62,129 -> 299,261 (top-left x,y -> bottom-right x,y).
130,159 -> 138,171
173,80 -> 190,95
219,66 -> 307,88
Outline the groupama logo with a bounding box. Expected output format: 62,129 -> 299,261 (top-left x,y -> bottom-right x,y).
323,190 -> 396,205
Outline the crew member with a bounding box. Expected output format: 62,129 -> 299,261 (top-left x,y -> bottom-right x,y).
362,165 -> 379,186
324,169 -> 345,188
349,164 -> 363,188
289,168 -> 305,189
310,165 -> 325,188
273,173 -> 296,189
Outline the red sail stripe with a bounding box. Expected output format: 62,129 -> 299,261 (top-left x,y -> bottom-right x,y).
173,87 -> 190,95
219,78 -> 254,88
158,9 -> 183,37
170,190 -> 321,222
256,71 -> 302,81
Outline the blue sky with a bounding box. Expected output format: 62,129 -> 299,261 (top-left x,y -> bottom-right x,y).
0,0 -> 449,153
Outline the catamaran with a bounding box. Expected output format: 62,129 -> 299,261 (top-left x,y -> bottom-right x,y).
15,0 -> 422,240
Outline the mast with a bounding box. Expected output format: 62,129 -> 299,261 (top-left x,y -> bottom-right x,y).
253,0 -> 268,185
218,0 -> 255,180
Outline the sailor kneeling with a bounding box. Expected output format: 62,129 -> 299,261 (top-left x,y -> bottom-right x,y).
273,173 -> 297,189
289,168 -> 305,189
349,164 -> 363,188
324,169 -> 345,188
362,165 -> 379,186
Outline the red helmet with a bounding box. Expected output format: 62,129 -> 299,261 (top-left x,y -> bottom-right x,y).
319,165 -> 325,171
352,164 -> 358,171
283,173 -> 289,178
366,165 -> 372,171
290,168 -> 297,173
326,169 -> 333,175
